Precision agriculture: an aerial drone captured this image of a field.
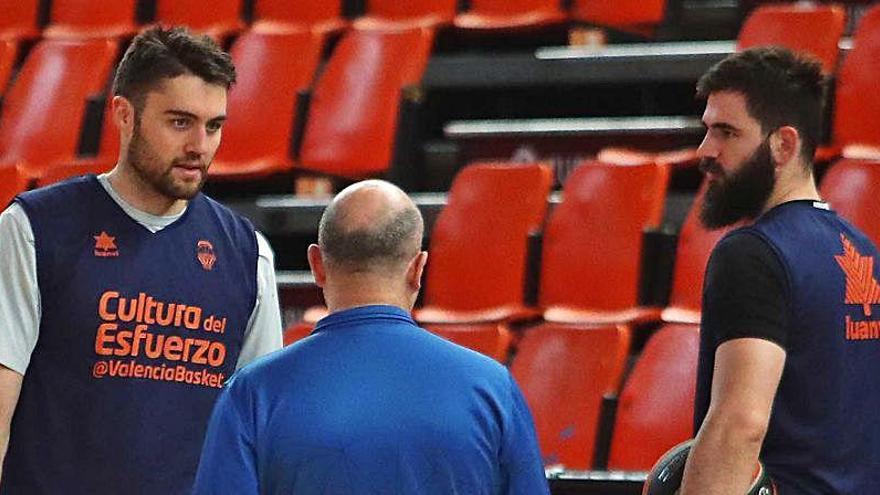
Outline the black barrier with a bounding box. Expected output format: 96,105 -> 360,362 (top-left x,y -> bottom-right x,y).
548,469 -> 646,495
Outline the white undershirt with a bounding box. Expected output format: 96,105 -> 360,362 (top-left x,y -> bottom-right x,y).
0,175 -> 283,374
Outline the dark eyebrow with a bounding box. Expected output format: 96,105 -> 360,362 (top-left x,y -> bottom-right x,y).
164,110 -> 198,119
164,110 -> 227,124
704,122 -> 740,133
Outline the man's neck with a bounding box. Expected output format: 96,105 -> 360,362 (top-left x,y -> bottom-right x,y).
327,299 -> 410,314
763,169 -> 821,213
106,164 -> 187,216
323,278 -> 413,315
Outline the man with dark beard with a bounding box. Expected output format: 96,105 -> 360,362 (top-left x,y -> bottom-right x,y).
0,27 -> 282,493
679,47 -> 880,494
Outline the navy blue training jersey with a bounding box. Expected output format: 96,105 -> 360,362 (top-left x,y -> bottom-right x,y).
696,201 -> 880,494
3,175 -> 258,494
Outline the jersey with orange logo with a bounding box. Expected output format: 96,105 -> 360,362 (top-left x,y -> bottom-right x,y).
696,200 -> 880,494
3,175 -> 258,495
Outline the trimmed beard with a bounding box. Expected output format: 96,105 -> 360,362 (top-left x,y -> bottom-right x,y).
699,138 -> 776,229
126,121 -> 206,201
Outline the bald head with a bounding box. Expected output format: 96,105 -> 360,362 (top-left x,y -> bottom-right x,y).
318,180 -> 424,273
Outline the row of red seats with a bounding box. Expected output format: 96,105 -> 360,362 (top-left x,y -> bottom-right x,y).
288,156 -> 880,341
290,160 -> 683,329
282,156 -> 880,470
4,3 -> 880,192
0,0 -> 666,42
0,25 -> 433,190
602,2 -> 880,168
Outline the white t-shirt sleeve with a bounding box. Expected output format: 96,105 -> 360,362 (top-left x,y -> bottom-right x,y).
235,231 -> 283,370
0,203 -> 40,375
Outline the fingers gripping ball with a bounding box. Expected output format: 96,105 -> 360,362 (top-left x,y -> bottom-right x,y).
642,439 -> 777,495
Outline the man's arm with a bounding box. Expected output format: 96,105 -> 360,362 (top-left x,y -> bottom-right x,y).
680,337 -> 785,494
236,232 -> 283,370
0,367 -> 22,479
0,204 -> 42,477
683,231 -> 790,494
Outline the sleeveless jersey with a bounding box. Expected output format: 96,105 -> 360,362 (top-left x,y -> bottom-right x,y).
699,201 -> 880,494
3,175 -> 258,494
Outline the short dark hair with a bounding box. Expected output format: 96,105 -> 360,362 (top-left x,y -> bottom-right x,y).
696,46 -> 826,162
112,26 -> 236,113
318,201 -> 423,272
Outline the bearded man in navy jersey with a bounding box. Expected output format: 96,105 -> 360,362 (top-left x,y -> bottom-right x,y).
681,47 -> 880,494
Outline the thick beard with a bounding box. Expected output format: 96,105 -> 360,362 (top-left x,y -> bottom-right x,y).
699,138 -> 776,229
127,125 -> 206,201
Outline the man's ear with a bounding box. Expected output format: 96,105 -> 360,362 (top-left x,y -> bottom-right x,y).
771,126 -> 800,168
112,96 -> 135,137
307,244 -> 327,288
406,251 -> 428,291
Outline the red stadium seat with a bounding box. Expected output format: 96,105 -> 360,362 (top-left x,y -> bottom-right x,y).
511,323 -> 631,468
570,0 -> 666,36
251,0 -> 347,35
738,3 -> 845,74
0,0 -> 40,40
607,323 -> 699,470
597,146 -> 699,170
0,40 -> 18,96
830,4 -> 880,153
0,39 -> 119,182
820,159 -> 880,247
660,181 -> 734,324
43,0 -> 138,39
283,322 -> 314,346
0,166 -> 29,208
355,0 -> 457,29
414,162 -> 552,323
422,323 -> 513,362
37,93 -> 121,186
298,26 -> 434,178
155,0 -> 245,40
539,161 -> 669,326
210,30 -> 324,179
454,0 -> 567,31
600,2 -> 847,169
37,158 -> 115,186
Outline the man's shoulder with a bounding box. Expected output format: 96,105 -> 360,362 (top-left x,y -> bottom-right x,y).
15,176 -> 101,233
229,345 -> 286,378
408,327 -> 512,383
17,175 -> 97,209
194,192 -> 245,219
751,200 -> 838,240
193,193 -> 255,232
752,200 -> 875,256
708,227 -> 787,284
425,329 -> 507,366
714,227 -> 775,258
249,323 -> 509,379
